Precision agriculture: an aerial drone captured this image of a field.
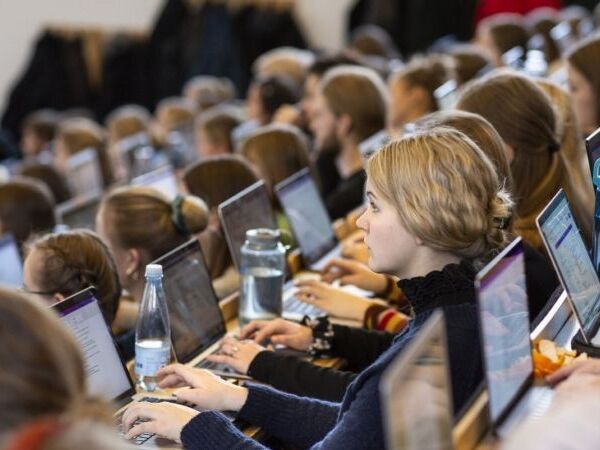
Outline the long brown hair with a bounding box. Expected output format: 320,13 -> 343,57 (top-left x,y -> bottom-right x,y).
0,288 -> 109,435
456,70 -> 559,215
24,229 -> 122,325
99,186 -> 209,264
20,162 -> 72,204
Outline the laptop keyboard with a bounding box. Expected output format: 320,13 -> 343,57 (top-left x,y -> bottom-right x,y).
194,349 -> 235,373
116,397 -> 180,446
284,293 -> 322,316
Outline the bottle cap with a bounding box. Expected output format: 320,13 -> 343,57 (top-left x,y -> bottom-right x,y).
145,264 -> 163,278
246,228 -> 280,248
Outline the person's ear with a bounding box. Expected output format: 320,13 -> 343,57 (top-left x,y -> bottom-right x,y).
124,248 -> 143,281
336,113 -> 353,138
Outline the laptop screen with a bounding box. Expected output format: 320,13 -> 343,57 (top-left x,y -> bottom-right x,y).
219,181 -> 278,270
131,165 -> 178,201
52,288 -> 133,402
152,239 -> 226,363
0,234 -> 23,287
585,127 -> 600,176
380,311 -> 453,450
434,80 -> 458,111
537,190 -> 600,339
66,148 -> 103,197
56,191 -> 102,230
276,169 -> 337,265
476,238 -> 532,424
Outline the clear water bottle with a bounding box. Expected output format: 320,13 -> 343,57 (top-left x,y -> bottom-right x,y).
135,264 -> 171,392
239,228 -> 286,328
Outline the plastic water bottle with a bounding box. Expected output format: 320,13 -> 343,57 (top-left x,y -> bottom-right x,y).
239,229 -> 285,328
135,264 -> 171,392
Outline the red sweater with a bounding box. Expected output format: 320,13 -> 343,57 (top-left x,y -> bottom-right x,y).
475,0 -> 561,25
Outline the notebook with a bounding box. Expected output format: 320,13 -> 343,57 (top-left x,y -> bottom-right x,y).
476,237 -> 552,436
380,311 -> 454,450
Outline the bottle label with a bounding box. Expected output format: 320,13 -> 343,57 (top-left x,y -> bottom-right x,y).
135,342 -> 170,377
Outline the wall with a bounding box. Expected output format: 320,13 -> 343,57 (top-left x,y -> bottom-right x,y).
0,0 -> 163,112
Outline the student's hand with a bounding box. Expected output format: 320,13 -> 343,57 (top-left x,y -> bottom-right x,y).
122,401 -> 198,442
341,233 -> 370,264
240,318 -> 313,351
321,257 -> 388,294
295,279 -> 377,321
206,335 -> 269,374
158,364 -> 248,411
552,372 -> 600,406
546,359 -> 600,385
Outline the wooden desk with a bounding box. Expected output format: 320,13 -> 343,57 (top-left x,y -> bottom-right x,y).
453,291 -> 579,449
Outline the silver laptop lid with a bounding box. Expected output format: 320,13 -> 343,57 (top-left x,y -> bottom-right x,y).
56,190 -> 102,230
475,237 -> 532,426
218,180 -> 277,271
536,189 -> 600,341
66,147 -> 103,197
151,239 -> 226,364
0,233 -> 23,287
380,311 -> 454,450
52,287 -> 135,403
131,165 -> 178,201
275,168 -> 337,266
434,80 -> 458,111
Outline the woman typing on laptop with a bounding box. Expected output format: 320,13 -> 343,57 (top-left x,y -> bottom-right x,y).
122,127 -> 511,448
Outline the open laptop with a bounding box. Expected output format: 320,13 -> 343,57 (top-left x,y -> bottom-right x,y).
131,165 -> 179,201
51,287 -> 179,447
151,239 -> 239,375
380,311 -> 454,450
55,190 -> 102,230
359,129 -> 390,158
219,180 -> 322,319
585,126 -> 600,176
476,237 -> 552,437
434,79 -> 458,111
66,147 -> 103,197
0,233 -> 23,287
537,189 -> 600,345
275,168 -> 340,272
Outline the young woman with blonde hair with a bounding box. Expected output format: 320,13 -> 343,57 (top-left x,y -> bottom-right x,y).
0,287 -> 128,450
121,127 -> 512,448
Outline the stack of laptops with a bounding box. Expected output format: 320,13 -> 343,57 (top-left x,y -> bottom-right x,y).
380,311 -> 454,450
218,180 -> 323,319
476,237 -> 553,436
0,233 -> 23,287
537,189 -> 600,353
55,190 -> 102,230
52,287 -> 180,447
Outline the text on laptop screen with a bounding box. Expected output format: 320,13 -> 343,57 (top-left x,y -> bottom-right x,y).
219,182 -> 277,270
156,241 -> 225,363
55,292 -> 131,401
477,240 -> 532,423
276,170 -> 336,264
539,193 -> 600,336
131,166 -> 178,201
0,234 -> 23,287
380,313 -> 453,450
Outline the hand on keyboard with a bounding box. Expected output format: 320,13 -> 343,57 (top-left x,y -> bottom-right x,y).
122,401 -> 199,443
205,334 -> 268,374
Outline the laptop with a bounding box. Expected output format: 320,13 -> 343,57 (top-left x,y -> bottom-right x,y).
380,311 -> 454,450
359,130 -> 390,158
537,189 -> 600,345
52,287 -> 179,447
434,79 -> 458,111
501,46 -> 525,70
476,237 -> 552,436
275,168 -> 340,272
150,239 -> 238,374
66,147 -> 103,197
219,180 -> 322,319
550,21 -> 576,55
585,126 -> 600,177
131,165 -> 179,201
55,190 -> 102,230
0,233 -> 23,287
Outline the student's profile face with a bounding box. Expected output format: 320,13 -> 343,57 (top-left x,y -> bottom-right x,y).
356,180 -> 418,277
388,78 -> 416,130
246,84 -> 266,124
301,74 -> 321,122
309,93 -> 338,152
567,62 -> 598,133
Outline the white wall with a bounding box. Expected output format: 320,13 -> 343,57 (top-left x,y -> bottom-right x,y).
0,0 -> 163,112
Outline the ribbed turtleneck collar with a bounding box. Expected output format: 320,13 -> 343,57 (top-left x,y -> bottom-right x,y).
397,260 -> 477,316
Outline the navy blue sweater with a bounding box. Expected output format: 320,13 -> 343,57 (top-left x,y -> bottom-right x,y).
181,262 -> 482,449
